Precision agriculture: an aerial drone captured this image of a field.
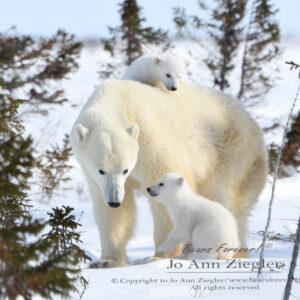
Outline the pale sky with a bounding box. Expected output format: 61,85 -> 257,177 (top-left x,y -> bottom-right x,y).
1,0 -> 299,38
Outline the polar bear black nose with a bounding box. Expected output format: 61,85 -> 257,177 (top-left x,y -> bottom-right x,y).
108,202 -> 120,208
171,87 -> 177,91
147,187 -> 151,193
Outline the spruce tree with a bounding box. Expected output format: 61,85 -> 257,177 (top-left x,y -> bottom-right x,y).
173,0 -> 280,101
0,29 -> 88,299
204,0 -> 247,91
279,111 -> 300,177
102,0 -> 168,66
44,205 -> 90,264
0,96 -> 33,228
0,98 -> 79,299
36,134 -> 73,201
44,206 -> 91,295
0,29 -> 82,112
1,28 -> 82,200
238,0 -> 280,101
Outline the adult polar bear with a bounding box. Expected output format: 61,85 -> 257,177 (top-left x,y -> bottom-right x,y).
71,79 -> 267,268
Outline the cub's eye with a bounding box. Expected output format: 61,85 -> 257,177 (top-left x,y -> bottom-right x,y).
166,74 -> 171,78
159,183 -> 164,187
123,169 -> 128,175
99,169 -> 106,175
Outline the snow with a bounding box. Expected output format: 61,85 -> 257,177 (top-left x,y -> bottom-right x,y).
80,258 -> 298,300
28,37 -> 300,299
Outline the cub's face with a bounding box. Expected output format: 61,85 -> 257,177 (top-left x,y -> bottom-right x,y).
155,59 -> 180,91
146,173 -> 184,203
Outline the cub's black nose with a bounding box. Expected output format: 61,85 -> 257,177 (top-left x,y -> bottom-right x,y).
146,187 -> 151,193
108,202 -> 120,208
171,87 -> 177,91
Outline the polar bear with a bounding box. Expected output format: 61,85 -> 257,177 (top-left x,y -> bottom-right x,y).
71,79 -> 267,268
122,55 -> 186,91
147,173 -> 240,260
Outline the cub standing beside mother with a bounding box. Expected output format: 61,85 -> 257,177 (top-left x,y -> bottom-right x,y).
147,173 -> 240,260
71,53 -> 267,268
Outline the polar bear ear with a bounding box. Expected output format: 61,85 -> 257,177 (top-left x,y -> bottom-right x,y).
177,177 -> 184,186
127,123 -> 139,141
155,57 -> 161,65
75,123 -> 90,144
185,61 -> 190,68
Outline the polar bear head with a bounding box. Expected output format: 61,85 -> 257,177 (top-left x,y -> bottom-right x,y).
154,57 -> 187,91
72,122 -> 139,208
146,173 -> 186,204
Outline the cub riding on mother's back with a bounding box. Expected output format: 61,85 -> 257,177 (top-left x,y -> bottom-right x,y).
122,55 -> 188,91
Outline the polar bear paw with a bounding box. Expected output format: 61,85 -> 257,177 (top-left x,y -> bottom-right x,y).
89,259 -> 121,268
133,256 -> 162,265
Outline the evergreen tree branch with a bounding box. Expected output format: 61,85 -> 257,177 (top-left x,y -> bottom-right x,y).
0,29 -> 82,111
237,0 -> 280,101
0,29 -> 86,299
100,0 -> 168,79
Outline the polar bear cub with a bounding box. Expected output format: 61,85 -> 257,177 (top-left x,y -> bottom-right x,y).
122,55 -> 187,91
147,173 -> 240,260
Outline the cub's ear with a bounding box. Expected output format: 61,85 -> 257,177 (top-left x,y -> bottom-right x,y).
155,57 -> 161,64
127,123 -> 139,141
75,124 -> 90,143
178,177 -> 184,186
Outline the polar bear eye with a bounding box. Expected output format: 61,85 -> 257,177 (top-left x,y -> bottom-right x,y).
123,169 -> 128,175
159,183 -> 164,187
99,169 -> 106,175
166,74 -> 171,78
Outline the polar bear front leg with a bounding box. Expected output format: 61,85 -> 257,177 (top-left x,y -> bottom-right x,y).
150,199 -> 182,258
134,199 -> 182,265
87,178 -> 136,268
158,228 -> 183,252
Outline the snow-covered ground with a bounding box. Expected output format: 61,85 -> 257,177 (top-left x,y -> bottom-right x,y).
28,38 -> 300,299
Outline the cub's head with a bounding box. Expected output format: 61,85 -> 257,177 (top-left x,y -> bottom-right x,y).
146,173 -> 185,204
71,122 -> 139,208
154,56 -> 187,91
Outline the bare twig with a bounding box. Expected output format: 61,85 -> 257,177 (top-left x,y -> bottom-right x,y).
285,61 -> 300,78
257,230 -> 296,243
258,72 -> 300,275
238,0 -> 255,100
79,277 -> 89,300
283,216 -> 300,300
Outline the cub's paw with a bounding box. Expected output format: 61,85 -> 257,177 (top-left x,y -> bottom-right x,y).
133,256 -> 162,265
174,253 -> 189,260
89,259 -> 120,268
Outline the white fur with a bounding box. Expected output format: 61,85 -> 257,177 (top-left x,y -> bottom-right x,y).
122,55 -> 187,91
71,79 -> 267,267
148,173 -> 240,260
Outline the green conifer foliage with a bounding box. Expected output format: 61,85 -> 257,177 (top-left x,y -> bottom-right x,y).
279,111 -> 300,177
0,29 -> 88,299
173,0 -> 280,102
36,134 -> 73,201
238,0 -> 280,101
0,98 -> 79,299
205,0 -> 247,91
102,0 -> 168,66
0,29 -> 82,110
45,205 -> 90,265
0,96 -> 33,228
